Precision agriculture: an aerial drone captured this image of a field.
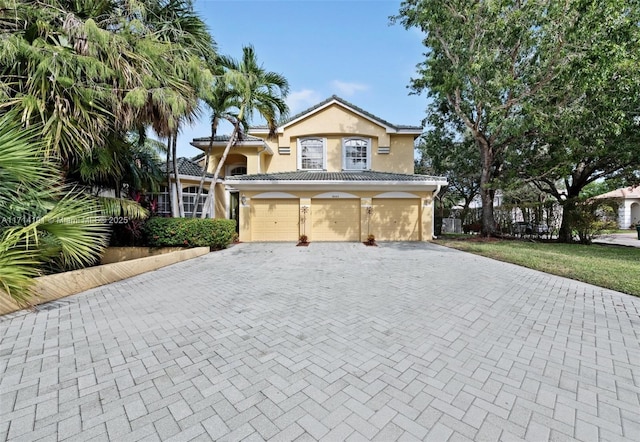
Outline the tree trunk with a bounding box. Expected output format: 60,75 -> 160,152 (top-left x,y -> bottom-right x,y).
201,121 -> 239,219
165,138 -> 172,215
478,140 -> 496,237
557,202 -> 575,243
170,131 -> 184,217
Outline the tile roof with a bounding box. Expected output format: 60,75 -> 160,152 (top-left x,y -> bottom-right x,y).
161,157 -> 213,178
253,95 -> 423,132
595,186 -> 640,199
191,134 -> 264,143
226,171 -> 446,182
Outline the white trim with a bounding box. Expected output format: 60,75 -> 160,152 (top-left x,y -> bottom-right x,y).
313,192 -> 359,199
224,180 -> 446,193
169,173 -> 215,183
342,137 -> 371,171
373,192 -> 420,199
253,192 -> 298,199
190,138 -> 273,155
297,137 -> 327,171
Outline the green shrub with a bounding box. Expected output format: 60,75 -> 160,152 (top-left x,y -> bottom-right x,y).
143,217 -> 236,250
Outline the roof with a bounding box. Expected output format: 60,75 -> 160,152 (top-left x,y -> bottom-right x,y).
161,157 -> 213,178
251,95 -> 423,134
594,186 -> 640,199
191,134 -> 264,143
226,171 -> 446,183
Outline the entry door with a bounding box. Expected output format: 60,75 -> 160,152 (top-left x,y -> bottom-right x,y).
230,192 -> 240,233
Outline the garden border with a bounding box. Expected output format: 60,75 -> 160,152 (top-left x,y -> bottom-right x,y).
0,247 -> 210,316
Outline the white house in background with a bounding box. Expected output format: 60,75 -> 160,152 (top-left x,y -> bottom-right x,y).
594,186 -> 640,229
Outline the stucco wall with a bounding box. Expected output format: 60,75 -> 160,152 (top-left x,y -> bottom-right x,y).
253,104 -> 416,173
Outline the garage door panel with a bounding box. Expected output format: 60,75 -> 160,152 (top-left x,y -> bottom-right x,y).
311,199 -> 360,242
371,199 -> 420,241
251,199 -> 299,241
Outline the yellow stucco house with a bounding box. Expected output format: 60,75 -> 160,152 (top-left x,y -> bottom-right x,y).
190,95 -> 447,242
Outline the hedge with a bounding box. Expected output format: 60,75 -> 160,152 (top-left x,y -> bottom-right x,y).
143,217 -> 236,250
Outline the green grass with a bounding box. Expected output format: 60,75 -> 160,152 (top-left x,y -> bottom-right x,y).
436,237 -> 640,296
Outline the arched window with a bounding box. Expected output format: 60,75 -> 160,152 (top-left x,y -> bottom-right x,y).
182,186 -> 208,218
298,138 -> 326,170
343,138 -> 371,170
228,166 -> 247,176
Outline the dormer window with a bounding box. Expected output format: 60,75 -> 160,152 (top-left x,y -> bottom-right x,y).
298,137 -> 326,170
343,137 -> 371,170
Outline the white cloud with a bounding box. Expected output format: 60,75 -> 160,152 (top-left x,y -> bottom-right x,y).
330,80 -> 369,97
287,89 -> 322,114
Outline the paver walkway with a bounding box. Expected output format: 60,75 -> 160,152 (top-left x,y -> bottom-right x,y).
1,242 -> 639,441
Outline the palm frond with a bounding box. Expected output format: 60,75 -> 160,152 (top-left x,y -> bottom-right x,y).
98,196 -> 150,219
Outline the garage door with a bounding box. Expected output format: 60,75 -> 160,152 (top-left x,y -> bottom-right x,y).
251,199 -> 299,241
371,199 -> 420,241
311,199 -> 360,241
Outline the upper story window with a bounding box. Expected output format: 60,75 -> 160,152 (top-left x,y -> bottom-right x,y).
298,137 -> 326,170
343,137 -> 371,170
227,165 -> 247,176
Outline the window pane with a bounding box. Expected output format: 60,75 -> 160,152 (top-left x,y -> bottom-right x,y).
344,139 -> 368,170
300,139 -> 324,170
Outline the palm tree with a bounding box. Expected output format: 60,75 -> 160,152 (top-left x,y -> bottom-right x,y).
191,56 -> 241,217
0,114 -> 109,306
200,46 -> 289,218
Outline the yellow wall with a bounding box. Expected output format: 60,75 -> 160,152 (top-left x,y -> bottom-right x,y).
253,103 -> 416,173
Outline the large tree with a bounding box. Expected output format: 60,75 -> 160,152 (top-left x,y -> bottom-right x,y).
416,109 -> 480,225
394,0 -> 604,236
510,0 -> 640,242
201,46 -> 289,218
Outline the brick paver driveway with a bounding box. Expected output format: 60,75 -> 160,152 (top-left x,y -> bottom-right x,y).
1,242 -> 639,441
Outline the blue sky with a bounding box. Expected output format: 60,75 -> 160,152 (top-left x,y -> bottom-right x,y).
174,0 -> 427,157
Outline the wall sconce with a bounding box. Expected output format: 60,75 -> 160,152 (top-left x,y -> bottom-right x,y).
240,194 -> 247,205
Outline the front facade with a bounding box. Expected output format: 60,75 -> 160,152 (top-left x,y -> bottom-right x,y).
191,96 -> 447,242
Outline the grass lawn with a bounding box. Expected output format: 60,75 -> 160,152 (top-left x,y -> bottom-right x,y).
435,236 -> 640,297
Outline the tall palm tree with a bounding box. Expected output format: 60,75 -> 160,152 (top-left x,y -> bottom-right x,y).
191,56 -> 241,217
201,46 -> 289,218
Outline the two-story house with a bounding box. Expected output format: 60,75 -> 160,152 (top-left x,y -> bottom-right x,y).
190,95 -> 447,242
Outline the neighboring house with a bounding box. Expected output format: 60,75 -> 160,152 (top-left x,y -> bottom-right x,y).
159,157 -> 215,218
594,186 -> 640,229
190,95 -> 447,242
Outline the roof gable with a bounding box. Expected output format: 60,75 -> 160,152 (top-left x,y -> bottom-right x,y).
251,95 -> 422,135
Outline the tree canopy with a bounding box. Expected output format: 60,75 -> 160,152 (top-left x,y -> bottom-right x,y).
396,0 -> 640,240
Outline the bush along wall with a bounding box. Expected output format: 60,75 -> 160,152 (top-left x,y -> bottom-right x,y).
143,217 -> 236,250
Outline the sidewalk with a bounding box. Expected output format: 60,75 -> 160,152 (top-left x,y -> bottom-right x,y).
593,231 -> 640,248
